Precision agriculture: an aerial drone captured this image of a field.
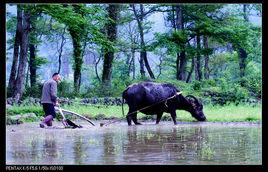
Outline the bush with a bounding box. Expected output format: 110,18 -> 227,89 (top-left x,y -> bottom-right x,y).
6,105 -> 43,117
22,83 -> 43,99
233,84 -> 249,102
192,80 -> 202,90
58,79 -> 76,98
243,75 -> 261,98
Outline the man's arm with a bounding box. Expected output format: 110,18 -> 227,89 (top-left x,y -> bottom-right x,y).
50,81 -> 58,104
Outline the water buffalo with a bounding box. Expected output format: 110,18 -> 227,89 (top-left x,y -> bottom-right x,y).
122,82 -> 206,125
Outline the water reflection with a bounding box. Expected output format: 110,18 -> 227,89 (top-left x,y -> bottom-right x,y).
6,122 -> 261,165
122,126 -> 206,164
102,132 -> 117,164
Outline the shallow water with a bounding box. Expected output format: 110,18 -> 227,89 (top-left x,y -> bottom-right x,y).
6,120 -> 262,165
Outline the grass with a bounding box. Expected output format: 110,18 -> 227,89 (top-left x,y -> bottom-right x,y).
6,103 -> 261,122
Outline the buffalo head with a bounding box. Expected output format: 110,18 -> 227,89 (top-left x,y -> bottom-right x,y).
185,95 -> 206,121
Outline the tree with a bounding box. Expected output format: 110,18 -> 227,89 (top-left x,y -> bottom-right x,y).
237,4 -> 249,86
203,36 -> 210,79
13,6 -> 31,99
35,4 -> 108,94
175,5 -> 187,81
7,5 -> 22,96
56,26 -> 67,73
102,4 -> 119,89
131,4 -> 155,79
28,10 -> 40,88
194,35 -> 202,81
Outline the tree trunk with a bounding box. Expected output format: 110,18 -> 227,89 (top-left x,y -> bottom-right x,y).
13,9 -> 31,99
29,44 -> 37,87
25,63 -> 30,88
186,57 -> 195,83
102,51 -> 115,87
126,52 -> 131,77
142,51 -> 155,79
203,36 -> 209,80
195,35 -> 202,81
67,5 -> 87,95
157,54 -> 163,79
57,26 -> 66,73
8,5 -> 22,96
69,29 -> 83,95
132,4 -> 155,79
28,11 -> 39,89
131,49 -> 135,80
102,4 -> 119,89
178,51 -> 187,80
94,54 -> 101,82
171,6 -> 176,30
238,47 -> 247,77
238,4 -> 249,86
176,53 -> 180,80
243,4 -> 249,21
139,55 -> 145,78
175,5 -> 187,81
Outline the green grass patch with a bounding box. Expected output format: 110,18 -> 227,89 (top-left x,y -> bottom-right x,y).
6,103 -> 261,122
6,105 -> 43,116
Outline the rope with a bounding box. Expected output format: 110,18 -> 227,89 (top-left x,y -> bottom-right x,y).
101,91 -> 183,126
126,91 -> 183,116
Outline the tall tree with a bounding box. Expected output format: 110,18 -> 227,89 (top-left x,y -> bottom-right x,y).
195,35 -> 202,81
238,4 -> 249,86
203,36 -> 210,79
69,4 -> 87,95
175,5 -> 187,81
13,7 -> 31,99
102,4 -> 119,88
131,4 -> 155,79
8,5 -> 22,96
57,26 -> 67,73
28,11 -> 39,88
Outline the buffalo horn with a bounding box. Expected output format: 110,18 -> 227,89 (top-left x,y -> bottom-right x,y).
186,95 -> 200,104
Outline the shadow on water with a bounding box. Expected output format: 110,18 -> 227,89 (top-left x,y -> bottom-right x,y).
6,121 -> 261,165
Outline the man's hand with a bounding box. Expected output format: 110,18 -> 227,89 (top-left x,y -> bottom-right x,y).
54,100 -> 60,107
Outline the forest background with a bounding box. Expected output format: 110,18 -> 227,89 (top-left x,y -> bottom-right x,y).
6,4 -> 262,108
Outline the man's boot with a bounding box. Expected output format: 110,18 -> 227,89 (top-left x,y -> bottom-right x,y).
40,115 -> 53,128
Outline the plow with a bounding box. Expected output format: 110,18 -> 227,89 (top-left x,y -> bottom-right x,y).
55,105 -> 95,128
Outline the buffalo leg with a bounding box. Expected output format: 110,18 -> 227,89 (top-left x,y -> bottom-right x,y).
126,104 -> 136,126
126,114 -> 132,126
133,113 -> 142,125
127,106 -> 137,126
156,113 -> 163,124
170,111 -> 177,125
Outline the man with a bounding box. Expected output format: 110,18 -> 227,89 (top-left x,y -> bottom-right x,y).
39,73 -> 61,128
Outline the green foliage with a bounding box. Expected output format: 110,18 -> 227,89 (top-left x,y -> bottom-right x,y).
33,56 -> 48,68
23,83 -> 43,99
58,79 -> 75,98
192,80 -> 202,91
6,4 -> 261,106
243,61 -> 261,98
6,105 -> 43,117
202,77 -> 251,105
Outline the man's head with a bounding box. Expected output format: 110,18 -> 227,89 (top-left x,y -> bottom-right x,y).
52,73 -> 61,83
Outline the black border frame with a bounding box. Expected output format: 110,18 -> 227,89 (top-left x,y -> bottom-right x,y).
1,0 -> 265,171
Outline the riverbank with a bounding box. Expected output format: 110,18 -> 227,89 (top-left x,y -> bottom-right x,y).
6,103 -> 261,125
